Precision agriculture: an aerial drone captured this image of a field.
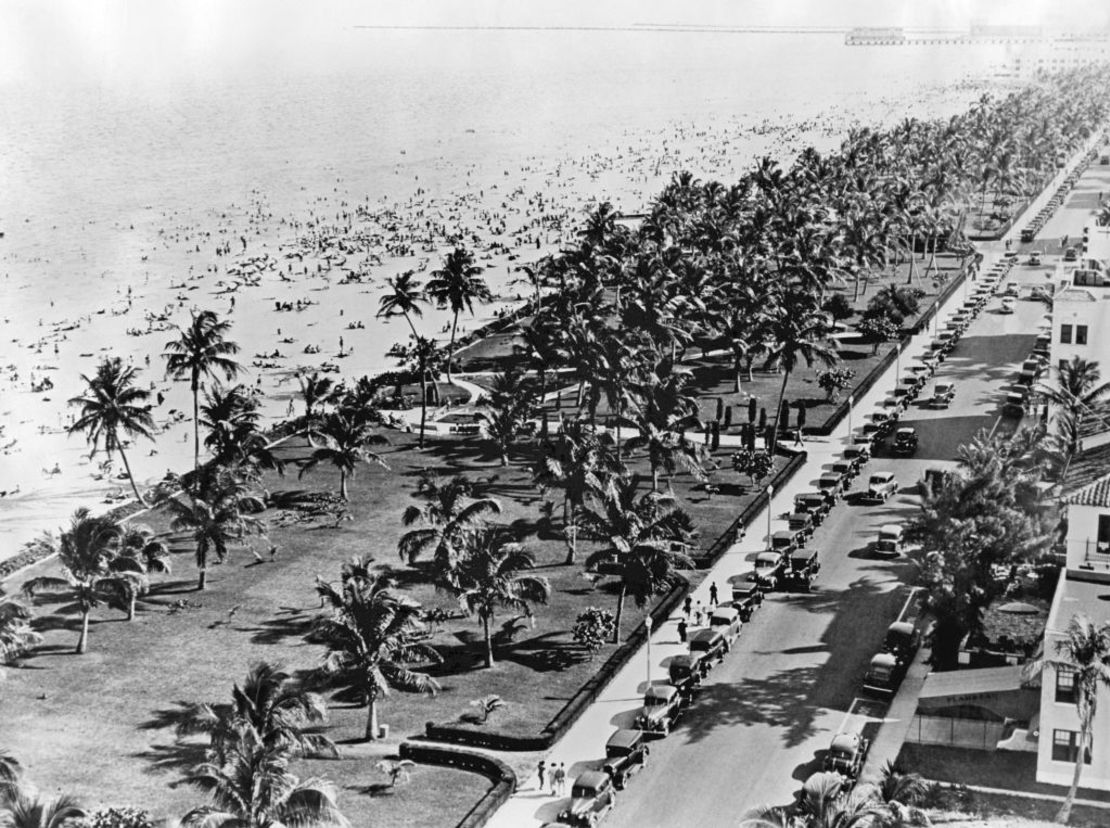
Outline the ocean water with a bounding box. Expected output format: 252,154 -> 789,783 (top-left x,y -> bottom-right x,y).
0,28 -> 1006,551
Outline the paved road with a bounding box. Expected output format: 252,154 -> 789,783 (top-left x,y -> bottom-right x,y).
602,268 -> 1047,826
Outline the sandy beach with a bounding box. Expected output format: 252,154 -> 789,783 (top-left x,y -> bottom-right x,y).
0,49 -> 999,557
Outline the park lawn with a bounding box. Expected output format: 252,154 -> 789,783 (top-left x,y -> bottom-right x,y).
3,425 -> 773,824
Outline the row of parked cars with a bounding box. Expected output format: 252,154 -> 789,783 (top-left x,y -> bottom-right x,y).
1019,147 -> 1096,243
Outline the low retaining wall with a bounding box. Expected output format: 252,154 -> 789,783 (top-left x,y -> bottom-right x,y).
398,742 -> 516,828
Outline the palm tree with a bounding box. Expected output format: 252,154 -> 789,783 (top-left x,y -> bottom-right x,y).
398,471 -> 500,568
387,335 -> 442,449
297,411 -> 388,501
377,271 -> 426,339
297,372 -> 341,433
0,749 -> 20,803
762,298 -> 838,452
181,729 -> 348,828
68,356 -> 155,505
743,772 -> 885,827
1040,356 -> 1110,425
0,589 -> 42,667
425,247 -> 491,382
1024,614 -> 1110,824
480,368 -> 536,466
311,556 -> 441,741
173,661 -> 336,763
21,509 -> 138,654
441,527 -> 551,668
164,309 -> 241,484
201,384 -> 284,476
113,524 -> 172,621
580,477 -> 695,641
624,358 -> 706,493
875,761 -> 931,826
533,419 -> 620,564
165,468 -> 266,590
0,789 -> 86,828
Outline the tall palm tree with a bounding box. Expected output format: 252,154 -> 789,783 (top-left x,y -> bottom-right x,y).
0,789 -> 85,828
425,247 -> 491,383
173,661 -> 336,763
0,749 -> 21,803
762,298 -> 838,452
1040,356 -> 1110,425
201,384 -> 284,476
377,271 -> 426,339
480,368 -> 536,466
181,729 -> 348,828
0,589 -> 42,667
533,419 -> 620,564
297,372 -> 340,431
624,358 -> 706,493
441,527 -> 551,668
165,469 -> 266,590
21,509 -> 138,654
580,475 -> 695,641
164,309 -> 241,484
312,557 -> 441,741
1024,614 -> 1110,824
398,471 -> 500,568
387,335 -> 442,449
297,411 -> 388,501
68,356 -> 155,505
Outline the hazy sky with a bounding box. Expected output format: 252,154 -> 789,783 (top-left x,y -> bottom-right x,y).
3,0 -> 1108,88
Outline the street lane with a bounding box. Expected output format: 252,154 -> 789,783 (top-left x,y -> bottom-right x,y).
603,266 -> 1045,826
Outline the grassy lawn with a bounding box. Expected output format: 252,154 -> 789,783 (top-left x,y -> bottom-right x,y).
2,422 -> 779,823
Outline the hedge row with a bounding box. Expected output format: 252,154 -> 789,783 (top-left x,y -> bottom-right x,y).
398,742 -> 516,828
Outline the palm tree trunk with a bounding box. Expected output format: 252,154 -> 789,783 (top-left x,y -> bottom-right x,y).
198,567 -> 207,591
76,610 -> 90,654
563,497 -> 576,565
191,378 -> 200,488
734,362 -> 743,394
116,442 -> 146,505
418,375 -> 428,449
612,584 -> 626,643
340,469 -> 349,501
483,614 -> 495,668
769,369 -> 791,454
128,595 -> 136,621
365,698 -> 380,741
1057,719 -> 1090,824
615,398 -> 623,455
446,313 -> 459,384
651,465 -> 660,493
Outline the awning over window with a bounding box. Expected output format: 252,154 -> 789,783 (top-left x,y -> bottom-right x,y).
917,665 -> 1040,721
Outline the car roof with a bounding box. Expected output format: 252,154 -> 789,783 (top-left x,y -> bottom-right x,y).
756,551 -> 782,563
606,728 -> 643,749
573,770 -> 610,789
896,427 -> 915,437
690,627 -> 723,642
871,652 -> 898,668
797,490 -> 825,499
711,605 -> 739,619
671,652 -> 701,666
645,683 -> 679,700
888,621 -> 916,637
879,523 -> 903,535
773,530 -> 797,539
870,472 -> 894,481
791,549 -> 817,563
830,733 -> 860,753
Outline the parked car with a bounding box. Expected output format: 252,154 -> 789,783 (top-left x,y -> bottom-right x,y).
558,771 -> 617,826
603,729 -> 650,790
731,582 -> 764,620
1020,227 -> 1036,243
771,529 -> 802,556
1065,246 -> 1078,262
667,653 -> 704,699
1027,250 -> 1042,265
817,473 -> 844,505
875,524 -> 904,557
892,427 -> 918,457
823,732 -> 870,779
787,510 -> 815,541
794,491 -> 831,522
633,684 -> 683,735
1004,388 -> 1028,416
865,472 -> 899,503
861,652 -> 907,698
1018,358 -> 1044,385
751,551 -> 787,590
783,549 -> 820,591
830,459 -> 857,484
1000,296 -> 1016,314
708,605 -> 742,648
931,381 -> 955,408
881,620 -> 921,665
843,444 -> 871,467
688,628 -> 728,667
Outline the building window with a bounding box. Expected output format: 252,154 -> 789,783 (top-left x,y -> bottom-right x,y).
1056,667 -> 1077,704
1052,729 -> 1091,764
1060,324 -> 1073,344
1076,325 -> 1089,346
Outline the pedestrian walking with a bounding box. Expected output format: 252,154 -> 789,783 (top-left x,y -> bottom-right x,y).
708,581 -> 719,606
269,544 -> 278,561
536,759 -> 547,791
554,763 -> 567,796
677,618 -> 688,643
693,602 -> 704,626
683,595 -> 693,618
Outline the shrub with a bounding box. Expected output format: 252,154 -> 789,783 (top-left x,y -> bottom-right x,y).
816,367 -> 856,402
573,607 -> 616,660
79,808 -> 154,828
822,293 -> 854,322
856,313 -> 901,354
731,450 -> 773,485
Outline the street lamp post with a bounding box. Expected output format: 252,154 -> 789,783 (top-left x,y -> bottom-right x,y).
766,484 -> 774,548
644,615 -> 653,689
848,394 -> 854,437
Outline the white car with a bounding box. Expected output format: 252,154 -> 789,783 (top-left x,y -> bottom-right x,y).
866,472 -> 899,503
1028,250 -> 1043,266
1000,297 -> 1016,314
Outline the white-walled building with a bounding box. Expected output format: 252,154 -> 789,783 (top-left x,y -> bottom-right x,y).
1037,472 -> 1110,789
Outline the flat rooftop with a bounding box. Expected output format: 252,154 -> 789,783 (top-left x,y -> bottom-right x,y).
1048,568 -> 1110,632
